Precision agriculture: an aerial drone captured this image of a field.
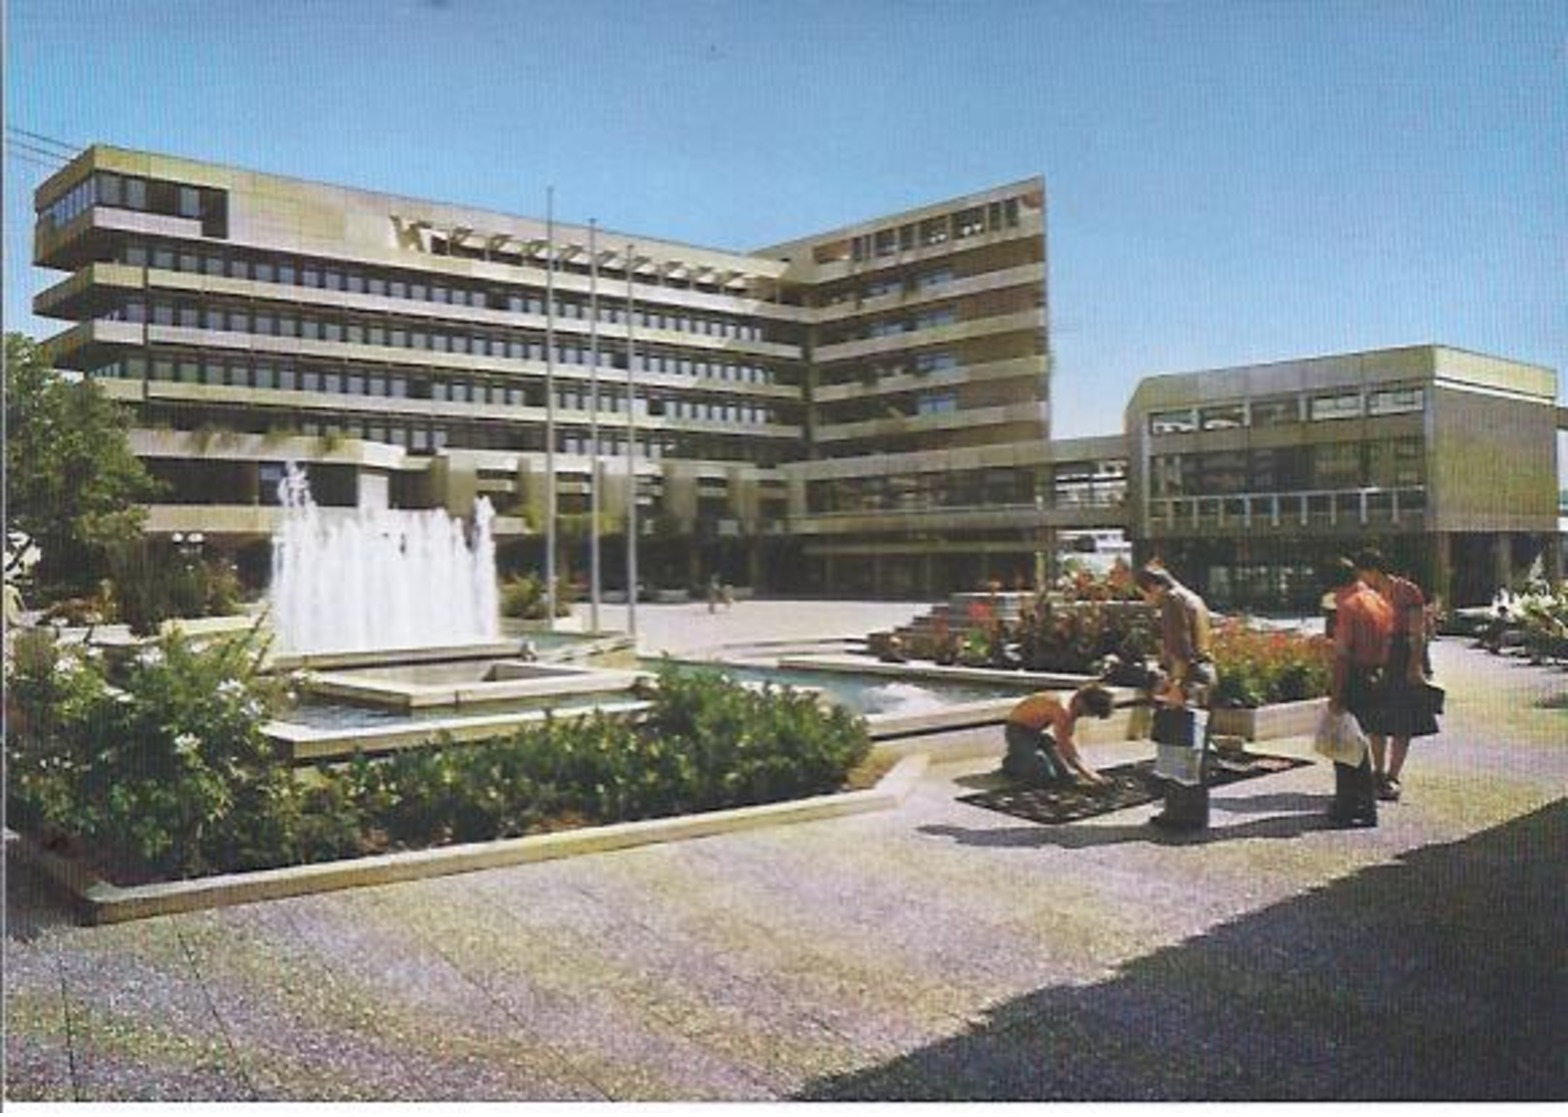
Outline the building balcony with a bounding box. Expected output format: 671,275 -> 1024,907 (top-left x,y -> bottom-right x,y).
808,262 -> 1047,324
811,354 -> 1042,404
791,210 -> 1046,286
33,262 -> 146,319
128,428 -> 418,470
133,266 -> 804,360
79,318 -> 796,404
813,308 -> 1044,365
138,502 -> 529,541
789,499 -> 1129,537
813,400 -> 1046,444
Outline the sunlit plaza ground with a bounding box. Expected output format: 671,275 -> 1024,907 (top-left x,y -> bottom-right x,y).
5,600 -> 1565,1102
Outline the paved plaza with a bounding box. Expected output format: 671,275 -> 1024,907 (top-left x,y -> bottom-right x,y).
5,601 -> 1566,1101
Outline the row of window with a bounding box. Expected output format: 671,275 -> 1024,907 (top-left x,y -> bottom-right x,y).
810,190 -> 1041,266
824,268 -> 956,307
1150,439 -> 1425,497
825,350 -> 966,390
807,461 -> 1125,516
110,296 -> 783,384
862,307 -> 960,340
1147,387 -> 1426,434
42,173 -> 226,236
112,237 -> 770,340
90,352 -> 788,428
144,405 -> 790,466
61,170 -> 765,295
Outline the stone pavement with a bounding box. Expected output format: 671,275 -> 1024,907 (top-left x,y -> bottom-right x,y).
5,609 -> 1566,1101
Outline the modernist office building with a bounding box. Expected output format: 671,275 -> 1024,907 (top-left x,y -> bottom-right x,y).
31,146 -> 1565,606
34,144 -> 1082,594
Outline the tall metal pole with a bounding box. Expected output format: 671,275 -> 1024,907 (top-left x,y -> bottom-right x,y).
625,242 -> 638,640
544,187 -> 557,627
588,218 -> 602,633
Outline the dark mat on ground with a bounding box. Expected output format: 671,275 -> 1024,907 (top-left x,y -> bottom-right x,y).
957,752 -> 1313,825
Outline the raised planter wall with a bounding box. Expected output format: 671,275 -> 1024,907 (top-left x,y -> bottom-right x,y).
1210,697 -> 1327,742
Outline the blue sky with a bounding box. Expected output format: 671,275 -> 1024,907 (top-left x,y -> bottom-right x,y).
5,0 -> 1566,437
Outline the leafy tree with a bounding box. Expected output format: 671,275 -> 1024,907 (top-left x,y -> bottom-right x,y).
4,332 -> 161,599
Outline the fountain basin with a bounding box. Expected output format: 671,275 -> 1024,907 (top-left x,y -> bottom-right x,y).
267,698 -> 653,763
303,658 -> 646,711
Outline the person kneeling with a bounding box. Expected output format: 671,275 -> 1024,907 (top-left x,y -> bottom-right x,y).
1003,684 -> 1116,788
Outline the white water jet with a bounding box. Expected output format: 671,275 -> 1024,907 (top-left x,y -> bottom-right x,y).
269,463 -> 500,655
861,681 -> 954,718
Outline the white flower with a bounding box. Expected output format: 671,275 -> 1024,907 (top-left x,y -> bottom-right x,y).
174,732 -> 201,758
136,646 -> 165,668
243,699 -> 264,719
56,655 -> 81,677
217,678 -> 247,699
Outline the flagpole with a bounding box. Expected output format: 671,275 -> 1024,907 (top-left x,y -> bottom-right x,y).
588,218 -> 602,634
625,241 -> 638,641
544,187 -> 557,628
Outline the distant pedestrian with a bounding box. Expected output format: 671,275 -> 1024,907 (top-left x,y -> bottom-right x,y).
1352,548 -> 1439,802
1325,557 -> 1391,828
707,574 -> 721,614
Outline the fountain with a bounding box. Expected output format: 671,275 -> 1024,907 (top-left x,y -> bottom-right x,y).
268,463 -> 501,657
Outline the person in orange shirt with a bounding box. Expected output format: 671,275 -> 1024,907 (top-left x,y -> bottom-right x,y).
1352,548 -> 1439,802
1326,557 -> 1393,828
1003,683 -> 1116,787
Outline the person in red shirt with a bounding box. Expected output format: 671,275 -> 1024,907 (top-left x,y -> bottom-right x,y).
1326,557 -> 1392,827
1353,548 -> 1440,802
1003,684 -> 1116,787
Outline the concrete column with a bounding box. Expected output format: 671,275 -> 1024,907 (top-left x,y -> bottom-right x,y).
1495,533 -> 1514,593
1546,534 -> 1564,585
1431,532 -> 1454,608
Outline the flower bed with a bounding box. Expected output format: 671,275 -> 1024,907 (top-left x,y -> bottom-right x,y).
1209,619 -> 1333,709
5,627 -> 871,887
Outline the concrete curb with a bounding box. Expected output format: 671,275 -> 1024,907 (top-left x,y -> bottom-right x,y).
7,753 -> 930,926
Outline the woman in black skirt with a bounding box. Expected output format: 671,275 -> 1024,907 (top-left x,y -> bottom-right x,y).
1352,549 -> 1440,801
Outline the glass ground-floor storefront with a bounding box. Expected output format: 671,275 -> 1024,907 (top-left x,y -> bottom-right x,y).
1137,530 -> 1562,614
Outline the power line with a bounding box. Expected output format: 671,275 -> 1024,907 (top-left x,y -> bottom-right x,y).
6,126 -> 79,154
3,148 -> 65,173
5,137 -> 71,165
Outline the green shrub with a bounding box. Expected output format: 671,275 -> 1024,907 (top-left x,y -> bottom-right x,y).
5,622 -> 297,880
499,571 -> 577,619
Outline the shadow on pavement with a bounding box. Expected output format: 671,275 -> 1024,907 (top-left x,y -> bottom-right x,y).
810,799 -> 1568,1101
5,843 -> 82,941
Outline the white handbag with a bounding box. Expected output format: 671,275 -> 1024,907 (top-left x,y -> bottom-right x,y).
1313,707 -> 1368,766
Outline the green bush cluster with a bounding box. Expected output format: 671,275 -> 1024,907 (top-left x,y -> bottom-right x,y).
294,662 -> 869,858
5,624 -> 297,881
499,571 -> 577,619
5,641 -> 872,884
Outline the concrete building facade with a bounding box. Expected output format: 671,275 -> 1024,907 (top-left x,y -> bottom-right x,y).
1126,346 -> 1565,610
32,145 -> 1056,594
30,146 -> 1566,606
